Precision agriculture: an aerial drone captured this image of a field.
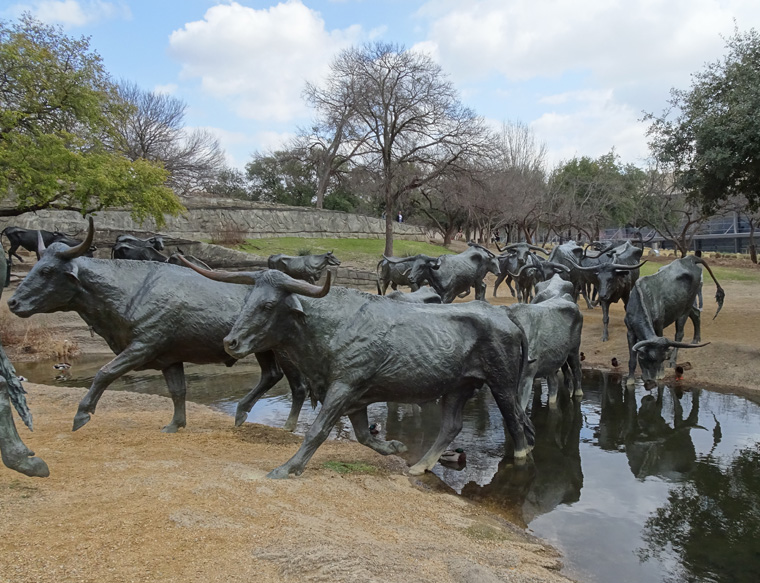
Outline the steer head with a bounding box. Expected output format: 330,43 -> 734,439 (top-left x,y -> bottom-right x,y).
632,336 -> 709,383
577,261 -> 646,300
325,251 -> 341,267
8,217 -> 95,317
408,256 -> 442,288
177,256 -> 331,358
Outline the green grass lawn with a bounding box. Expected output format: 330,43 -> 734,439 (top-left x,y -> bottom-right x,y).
639,259 -> 760,283
235,237 -> 759,283
238,237 -> 456,265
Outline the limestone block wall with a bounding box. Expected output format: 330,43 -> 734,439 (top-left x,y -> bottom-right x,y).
0,197 -> 427,244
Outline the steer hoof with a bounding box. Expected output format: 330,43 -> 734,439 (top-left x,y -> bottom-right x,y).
234,408 -> 248,427
266,466 -> 293,480
11,455 -> 50,478
161,423 -> 183,433
72,411 -> 91,431
407,464 -> 428,476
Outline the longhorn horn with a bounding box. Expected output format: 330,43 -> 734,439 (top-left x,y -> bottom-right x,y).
37,230 -> 46,256
633,338 -> 710,352
280,270 -> 332,298
507,263 -> 537,278
668,340 -> 710,349
177,255 -> 260,285
58,217 -> 94,260
610,261 -> 648,271
528,244 -> 549,255
467,241 -> 495,257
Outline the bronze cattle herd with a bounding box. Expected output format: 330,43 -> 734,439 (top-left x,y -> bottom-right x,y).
0,219 -> 724,479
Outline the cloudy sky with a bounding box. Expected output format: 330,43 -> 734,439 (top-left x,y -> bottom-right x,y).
4,0 -> 760,170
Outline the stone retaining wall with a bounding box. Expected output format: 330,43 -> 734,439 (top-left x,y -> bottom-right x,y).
0,196 -> 427,243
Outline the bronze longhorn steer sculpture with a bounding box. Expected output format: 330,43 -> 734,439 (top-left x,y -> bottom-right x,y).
180,256 -> 535,479
624,256 -> 725,387
7,218 -> 310,434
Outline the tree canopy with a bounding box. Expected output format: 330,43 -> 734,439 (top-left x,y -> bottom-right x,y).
645,27 -> 760,213
0,15 -> 182,225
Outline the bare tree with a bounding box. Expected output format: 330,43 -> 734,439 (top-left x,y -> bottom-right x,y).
633,168 -> 719,257
299,58 -> 371,209
325,43 -> 490,255
488,122 -> 548,244
112,81 -> 226,195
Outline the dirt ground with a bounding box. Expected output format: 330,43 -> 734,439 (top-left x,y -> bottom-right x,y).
1,255 -> 759,583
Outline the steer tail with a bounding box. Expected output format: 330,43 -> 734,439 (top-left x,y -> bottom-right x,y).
0,344 -> 32,430
514,317 -> 536,448
696,258 -> 725,319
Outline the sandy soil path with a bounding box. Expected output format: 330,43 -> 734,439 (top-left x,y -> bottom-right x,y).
2,256 -> 758,583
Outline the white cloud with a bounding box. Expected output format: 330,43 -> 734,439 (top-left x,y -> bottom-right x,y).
416,0 -> 760,164
4,0 -> 131,28
168,1 -> 363,123
529,89 -> 650,167
200,125 -> 296,170
416,0 -> 759,88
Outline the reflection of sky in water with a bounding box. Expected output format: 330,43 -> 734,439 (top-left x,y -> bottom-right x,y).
15,358 -> 760,583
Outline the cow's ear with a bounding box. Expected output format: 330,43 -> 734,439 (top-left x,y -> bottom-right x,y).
65,263 -> 80,283
284,295 -> 305,322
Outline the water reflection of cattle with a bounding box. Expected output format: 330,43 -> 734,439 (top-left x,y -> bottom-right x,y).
461,397 -> 583,525
598,378 -> 707,480
505,274 -> 584,409
408,243 -> 500,303
7,218 -> 308,434
267,251 -> 341,284
376,254 -> 437,295
1,226 -> 92,263
625,256 -> 725,386
0,251 -> 49,478
182,260 -> 534,478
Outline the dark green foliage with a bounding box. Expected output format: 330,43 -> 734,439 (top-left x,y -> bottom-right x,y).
646,27 -> 760,213
0,15 -> 181,224
638,444 -> 760,583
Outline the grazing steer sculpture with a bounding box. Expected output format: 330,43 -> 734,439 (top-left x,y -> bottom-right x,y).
0,249 -> 49,477
385,286 -> 442,303
624,256 -> 725,386
114,234 -> 165,251
111,241 -> 169,262
504,274 -> 584,409
180,258 -> 535,478
1,226 -> 93,263
7,218 -> 309,433
408,243 -> 500,303
376,254 -> 437,295
267,251 -> 341,284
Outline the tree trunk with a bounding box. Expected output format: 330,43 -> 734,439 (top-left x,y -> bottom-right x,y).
443,224 -> 456,247
384,207 -> 395,257
749,219 -> 758,264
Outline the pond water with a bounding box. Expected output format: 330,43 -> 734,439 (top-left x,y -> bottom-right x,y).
15,356 -> 760,583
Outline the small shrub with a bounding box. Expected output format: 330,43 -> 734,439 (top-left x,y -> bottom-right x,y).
210,217 -> 247,246
297,247 -> 312,256
0,310 -> 79,360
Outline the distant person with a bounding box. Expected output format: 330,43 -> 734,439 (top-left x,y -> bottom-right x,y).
397,212 -> 403,223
